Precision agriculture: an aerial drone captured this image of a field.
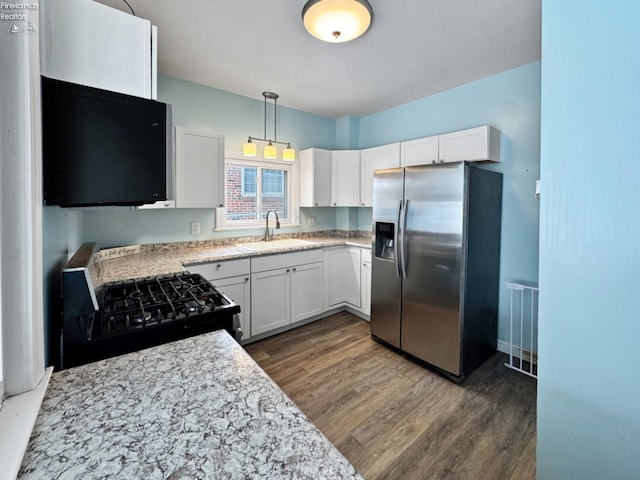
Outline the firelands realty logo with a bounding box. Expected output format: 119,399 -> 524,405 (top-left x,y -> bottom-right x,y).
2,2 -> 38,34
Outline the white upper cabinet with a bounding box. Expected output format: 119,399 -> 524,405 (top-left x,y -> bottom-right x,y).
301,126 -> 500,209
438,125 -> 501,163
360,143 -> 400,207
331,150 -> 361,207
40,0 -> 157,99
400,135 -> 439,167
175,127 -> 225,208
300,148 -> 332,207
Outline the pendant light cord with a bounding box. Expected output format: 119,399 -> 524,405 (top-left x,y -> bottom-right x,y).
122,0 -> 136,16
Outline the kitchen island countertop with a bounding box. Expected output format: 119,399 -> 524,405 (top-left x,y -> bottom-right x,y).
18,330 -> 363,479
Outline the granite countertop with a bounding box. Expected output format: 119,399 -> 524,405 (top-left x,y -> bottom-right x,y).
96,234 -> 372,285
18,330 -> 363,479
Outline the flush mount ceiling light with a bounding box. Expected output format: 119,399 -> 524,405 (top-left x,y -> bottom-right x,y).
302,0 -> 373,43
243,92 -> 295,161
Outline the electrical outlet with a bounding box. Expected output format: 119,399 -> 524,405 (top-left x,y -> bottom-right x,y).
307,216 -> 316,226
190,221 -> 201,235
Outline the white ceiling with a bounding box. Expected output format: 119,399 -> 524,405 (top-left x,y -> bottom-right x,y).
95,0 -> 541,119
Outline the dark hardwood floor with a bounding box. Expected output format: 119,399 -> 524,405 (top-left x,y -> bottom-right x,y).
244,312 -> 536,480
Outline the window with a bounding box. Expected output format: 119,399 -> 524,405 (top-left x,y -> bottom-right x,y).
218,154 -> 297,229
241,167 -> 257,196
262,169 -> 284,195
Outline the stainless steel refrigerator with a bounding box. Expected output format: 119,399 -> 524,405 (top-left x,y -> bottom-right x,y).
370,162 -> 502,381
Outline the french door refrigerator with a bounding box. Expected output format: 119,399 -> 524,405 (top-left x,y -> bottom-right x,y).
370,162 -> 502,382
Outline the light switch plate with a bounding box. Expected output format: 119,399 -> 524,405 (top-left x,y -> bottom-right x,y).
190,222 -> 201,235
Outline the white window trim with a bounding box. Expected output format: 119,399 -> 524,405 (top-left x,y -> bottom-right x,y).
216,151 -> 300,231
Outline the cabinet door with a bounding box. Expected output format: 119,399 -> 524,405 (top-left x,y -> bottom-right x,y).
400,135 -> 439,167
325,247 -> 361,308
251,268 -> 290,336
438,126 -> 501,163
291,262 -> 325,323
41,0 -> 154,98
300,148 -> 331,207
175,127 -> 224,208
360,143 -> 400,207
214,275 -> 251,342
345,248 -> 362,307
331,150 -> 360,206
361,254 -> 372,318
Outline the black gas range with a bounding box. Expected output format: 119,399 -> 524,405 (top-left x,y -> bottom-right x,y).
60,243 -> 241,369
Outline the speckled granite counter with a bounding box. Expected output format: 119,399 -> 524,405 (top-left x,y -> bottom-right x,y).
18,330 -> 363,479
96,234 -> 372,286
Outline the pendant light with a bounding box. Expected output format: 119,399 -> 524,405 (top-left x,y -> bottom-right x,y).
302,0 -> 373,43
243,92 -> 295,160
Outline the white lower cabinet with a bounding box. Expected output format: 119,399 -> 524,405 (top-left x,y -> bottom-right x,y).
325,246 -> 361,309
214,275 -> 251,341
360,249 -> 372,318
189,247 -> 370,340
251,268 -> 291,336
186,259 -> 251,341
251,250 -> 324,337
291,262 -> 325,323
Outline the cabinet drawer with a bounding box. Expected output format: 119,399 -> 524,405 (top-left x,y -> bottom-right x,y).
251,249 -> 323,273
186,258 -> 250,281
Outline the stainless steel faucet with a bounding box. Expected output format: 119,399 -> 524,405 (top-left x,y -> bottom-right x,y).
264,209 -> 280,241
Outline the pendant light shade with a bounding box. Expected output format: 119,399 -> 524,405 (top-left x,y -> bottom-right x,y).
282,143 -> 296,161
302,0 -> 373,43
264,141 -> 277,159
243,137 -> 257,157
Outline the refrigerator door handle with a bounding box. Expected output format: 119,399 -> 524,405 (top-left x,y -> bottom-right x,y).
395,200 -> 402,278
400,199 -> 409,279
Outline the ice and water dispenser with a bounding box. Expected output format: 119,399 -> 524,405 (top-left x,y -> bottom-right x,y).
374,222 -> 396,261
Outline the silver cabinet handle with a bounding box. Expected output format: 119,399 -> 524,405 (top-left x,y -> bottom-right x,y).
292,267 -> 297,272
286,268 -> 290,273
216,264 -> 221,269
245,277 -> 249,282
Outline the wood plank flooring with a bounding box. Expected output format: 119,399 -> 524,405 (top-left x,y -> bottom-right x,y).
244,312 -> 536,480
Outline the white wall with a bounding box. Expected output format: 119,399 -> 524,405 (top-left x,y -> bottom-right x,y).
0,0 -> 45,395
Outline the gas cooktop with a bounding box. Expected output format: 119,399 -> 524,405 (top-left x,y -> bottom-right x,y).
59,244 -> 241,369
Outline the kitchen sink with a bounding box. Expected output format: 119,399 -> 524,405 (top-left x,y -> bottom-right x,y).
235,238 -> 316,252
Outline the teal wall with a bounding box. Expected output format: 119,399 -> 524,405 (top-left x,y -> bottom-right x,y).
157,75 -> 337,152
538,3 -> 640,479
358,62 -> 541,344
42,207 -> 82,366
336,116 -> 360,149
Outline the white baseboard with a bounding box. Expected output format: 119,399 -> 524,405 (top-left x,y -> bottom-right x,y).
0,367 -> 53,480
497,339 -> 511,355
497,340 -> 537,364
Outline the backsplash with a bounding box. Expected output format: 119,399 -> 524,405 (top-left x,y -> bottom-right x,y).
95,230 -> 372,261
